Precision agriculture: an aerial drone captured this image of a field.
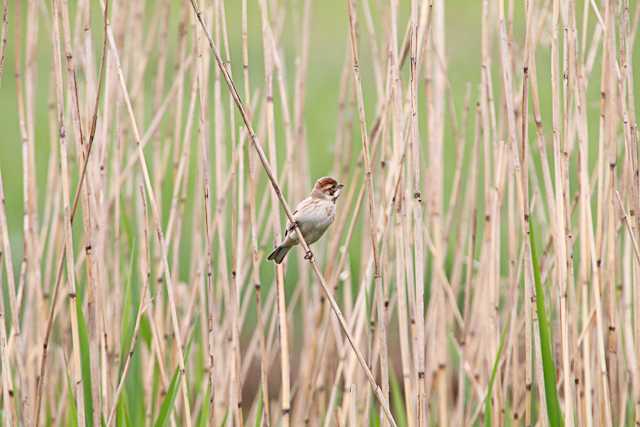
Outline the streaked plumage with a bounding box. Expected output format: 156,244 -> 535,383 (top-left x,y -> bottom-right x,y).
268,177 -> 344,264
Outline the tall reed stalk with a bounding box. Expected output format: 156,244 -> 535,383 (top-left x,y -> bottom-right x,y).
0,0 -> 638,426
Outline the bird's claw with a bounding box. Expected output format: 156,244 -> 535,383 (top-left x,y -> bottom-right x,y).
304,250 -> 314,261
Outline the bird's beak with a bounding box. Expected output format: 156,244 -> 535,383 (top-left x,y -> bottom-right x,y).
332,183 -> 344,202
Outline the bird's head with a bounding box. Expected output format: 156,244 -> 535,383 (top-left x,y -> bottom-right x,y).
313,176 -> 344,201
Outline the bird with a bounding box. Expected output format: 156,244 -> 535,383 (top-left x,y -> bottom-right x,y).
267,176 -> 344,264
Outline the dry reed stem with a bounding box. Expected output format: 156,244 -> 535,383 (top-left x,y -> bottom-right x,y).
1,0 -> 638,425
0,171 -> 15,425
257,1 -> 290,424
345,0 -> 389,424
104,185 -> 153,427
188,1 -> 397,425
32,0 -> 109,420
100,2 -> 194,424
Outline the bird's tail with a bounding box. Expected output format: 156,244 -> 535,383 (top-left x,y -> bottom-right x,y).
267,245 -> 291,264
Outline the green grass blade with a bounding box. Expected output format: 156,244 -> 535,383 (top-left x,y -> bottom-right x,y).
65,368 -> 79,427
218,410 -> 229,427
116,389 -> 132,427
196,390 -> 210,427
483,320 -> 510,427
389,369 -> 408,427
254,392 -> 263,427
529,221 -> 564,427
119,246 -> 137,371
369,402 -> 381,427
153,367 -> 181,427
76,295 -> 95,427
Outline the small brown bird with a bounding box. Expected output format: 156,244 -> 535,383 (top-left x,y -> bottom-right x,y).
267,176 -> 344,264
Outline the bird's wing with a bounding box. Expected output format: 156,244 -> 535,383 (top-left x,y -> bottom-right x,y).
285,217 -> 297,236
284,197 -> 314,236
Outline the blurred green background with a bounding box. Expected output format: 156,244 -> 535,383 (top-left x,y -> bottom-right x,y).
0,0 -> 635,268
0,0 -> 481,251
1,2 -> 639,424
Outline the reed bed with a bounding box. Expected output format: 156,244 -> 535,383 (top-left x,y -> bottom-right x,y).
0,0 -> 639,425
